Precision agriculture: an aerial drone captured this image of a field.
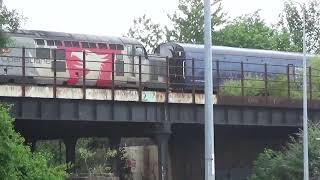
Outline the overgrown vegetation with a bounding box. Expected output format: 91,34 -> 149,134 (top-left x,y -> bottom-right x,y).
0,104 -> 68,180
249,122 -> 320,180
75,138 -> 117,176
219,56 -> 320,99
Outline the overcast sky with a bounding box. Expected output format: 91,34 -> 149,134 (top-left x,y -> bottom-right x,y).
4,0 -> 306,37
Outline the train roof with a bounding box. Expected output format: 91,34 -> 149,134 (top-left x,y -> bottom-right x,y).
5,29 -> 142,45
157,42 -> 314,60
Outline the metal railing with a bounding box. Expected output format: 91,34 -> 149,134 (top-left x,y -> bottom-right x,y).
0,47 -> 318,104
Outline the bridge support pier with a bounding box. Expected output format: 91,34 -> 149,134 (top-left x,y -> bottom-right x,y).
109,136 -> 121,177
64,137 -> 77,173
153,123 -> 172,180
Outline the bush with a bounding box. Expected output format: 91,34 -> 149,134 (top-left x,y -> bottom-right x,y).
0,104 -> 68,180
219,75 -> 265,96
249,122 -> 320,180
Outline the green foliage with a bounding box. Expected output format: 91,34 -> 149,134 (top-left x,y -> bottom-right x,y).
0,6 -> 25,48
214,11 -> 300,52
75,138 -> 117,176
249,122 -> 320,180
279,0 -> 320,53
166,0 -> 227,44
35,140 -> 66,166
0,104 -> 68,180
127,0 -> 227,50
219,75 -> 265,96
127,14 -> 164,52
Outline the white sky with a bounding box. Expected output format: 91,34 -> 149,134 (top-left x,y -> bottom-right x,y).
4,0 -> 306,37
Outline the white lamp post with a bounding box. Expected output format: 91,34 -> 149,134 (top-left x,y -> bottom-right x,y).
204,0 -> 215,180
292,1 -> 308,179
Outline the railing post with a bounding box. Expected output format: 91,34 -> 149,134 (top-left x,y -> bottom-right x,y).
240,62 -> 244,97
287,65 -> 291,98
264,63 -> 268,97
165,56 -> 169,103
138,55 -> 142,102
112,53 -> 115,101
22,47 -> 26,97
216,60 -> 220,96
53,49 -> 57,98
82,51 -> 86,100
192,58 -> 195,103
309,66 -> 312,100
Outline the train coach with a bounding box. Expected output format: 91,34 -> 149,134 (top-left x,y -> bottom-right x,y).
154,42 -> 313,90
0,29 -> 315,92
0,30 -> 167,88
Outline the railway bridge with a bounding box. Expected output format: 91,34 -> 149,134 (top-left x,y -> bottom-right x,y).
0,84 -> 319,180
0,46 -> 319,180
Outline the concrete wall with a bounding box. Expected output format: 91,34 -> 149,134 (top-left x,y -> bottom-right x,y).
124,145 -> 158,180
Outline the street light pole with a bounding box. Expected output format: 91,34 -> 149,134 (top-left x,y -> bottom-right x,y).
302,3 -> 309,180
204,0 -> 215,180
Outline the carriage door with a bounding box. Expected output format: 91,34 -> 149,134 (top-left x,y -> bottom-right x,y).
169,50 -> 186,87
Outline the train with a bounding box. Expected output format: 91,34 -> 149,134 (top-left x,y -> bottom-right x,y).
0,29 -> 311,91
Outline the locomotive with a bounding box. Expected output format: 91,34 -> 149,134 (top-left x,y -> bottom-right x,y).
0,29 -> 311,91
0,30 -> 167,88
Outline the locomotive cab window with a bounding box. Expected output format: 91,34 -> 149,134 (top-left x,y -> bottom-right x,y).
35,39 -> 45,46
135,45 -> 148,59
127,45 -> 133,56
36,48 -> 50,59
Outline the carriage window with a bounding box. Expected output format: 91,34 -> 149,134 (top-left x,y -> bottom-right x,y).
52,49 -> 66,60
98,43 -> 107,49
89,43 -> 97,48
81,42 -> 89,48
64,41 -> 72,47
47,40 -> 54,46
35,39 -> 45,45
109,44 -> 117,50
117,44 -> 124,50
55,40 -> 62,46
36,48 -> 50,59
72,41 -> 80,47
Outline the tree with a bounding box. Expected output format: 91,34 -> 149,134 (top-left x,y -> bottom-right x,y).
126,0 -> 227,51
0,6 -> 26,47
166,0 -> 227,44
279,0 -> 320,53
127,15 -> 164,53
214,11 -> 300,51
249,122 -> 320,180
0,104 -> 68,180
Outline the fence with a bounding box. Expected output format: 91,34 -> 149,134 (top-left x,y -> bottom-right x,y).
0,47 -> 319,103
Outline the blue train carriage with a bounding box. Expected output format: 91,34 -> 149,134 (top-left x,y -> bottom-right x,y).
154,42 -> 313,92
